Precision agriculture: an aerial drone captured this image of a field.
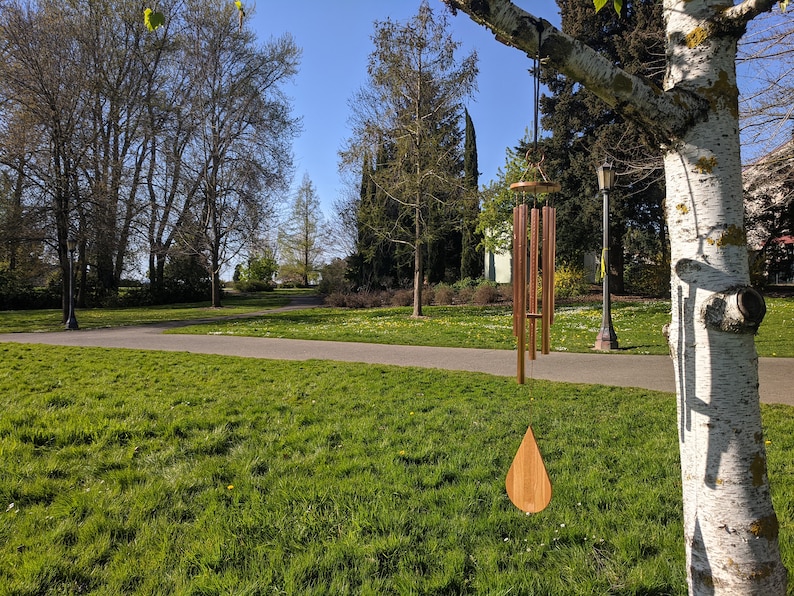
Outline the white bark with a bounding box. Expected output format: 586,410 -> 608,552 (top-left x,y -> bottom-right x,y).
664,1 -> 785,592
445,0 -> 788,593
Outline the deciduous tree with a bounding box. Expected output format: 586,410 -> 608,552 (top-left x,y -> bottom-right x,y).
278,174 -> 330,287
342,0 -> 477,316
446,0 -> 789,592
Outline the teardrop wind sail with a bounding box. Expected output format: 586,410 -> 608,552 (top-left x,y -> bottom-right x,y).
506,426 -> 552,513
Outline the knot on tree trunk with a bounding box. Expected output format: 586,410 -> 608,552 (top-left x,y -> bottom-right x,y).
702,286 -> 766,333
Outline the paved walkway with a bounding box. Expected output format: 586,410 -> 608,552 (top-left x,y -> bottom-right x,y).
1,298 -> 791,406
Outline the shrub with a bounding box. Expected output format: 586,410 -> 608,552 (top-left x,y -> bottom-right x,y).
433,284 -> 455,305
325,292 -> 348,307
453,277 -> 479,292
235,279 -> 274,293
625,256 -> 671,298
554,264 -> 590,299
422,285 -> 434,306
472,281 -> 499,305
391,289 -> 413,307
456,287 -> 475,304
318,258 -> 351,295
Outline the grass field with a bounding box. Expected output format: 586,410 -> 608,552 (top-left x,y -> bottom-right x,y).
2,291 -> 790,357
0,291 -> 295,333
1,343 -> 793,594
172,297 -> 794,358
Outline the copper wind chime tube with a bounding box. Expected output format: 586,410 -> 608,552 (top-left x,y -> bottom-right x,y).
511,186 -> 557,383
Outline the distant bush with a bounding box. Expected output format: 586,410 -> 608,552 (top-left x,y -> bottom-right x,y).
318,258 -> 352,295
235,280 -> 274,293
0,266 -> 60,310
472,281 -> 499,305
453,277 -> 479,291
456,287 -> 474,304
422,286 -> 434,306
390,289 -> 413,307
554,264 -> 590,299
433,284 -> 455,305
625,256 -> 670,298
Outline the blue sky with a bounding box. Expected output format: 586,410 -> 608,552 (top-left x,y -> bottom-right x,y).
249,1 -> 562,218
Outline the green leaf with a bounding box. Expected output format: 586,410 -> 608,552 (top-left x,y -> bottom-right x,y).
143,8 -> 165,31
593,0 -> 622,14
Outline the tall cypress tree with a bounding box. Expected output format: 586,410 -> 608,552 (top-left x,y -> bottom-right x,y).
460,108 -> 483,279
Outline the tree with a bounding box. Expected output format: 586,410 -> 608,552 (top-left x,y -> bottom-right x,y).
540,0 -> 668,293
0,0 -> 91,321
278,174 -> 330,287
445,0 -> 789,593
460,108 -> 483,279
738,10 -> 794,159
180,1 -> 300,306
477,138 -> 537,255
342,0 -> 478,316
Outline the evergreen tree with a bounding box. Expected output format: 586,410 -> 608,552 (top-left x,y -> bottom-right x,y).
278,174 -> 330,287
539,0 -> 667,293
461,108 -> 483,279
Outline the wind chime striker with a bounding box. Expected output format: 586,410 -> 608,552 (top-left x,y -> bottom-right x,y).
505,47 -> 559,515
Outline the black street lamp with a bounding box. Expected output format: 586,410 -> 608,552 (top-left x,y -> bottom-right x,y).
594,162 -> 618,350
66,237 -> 79,330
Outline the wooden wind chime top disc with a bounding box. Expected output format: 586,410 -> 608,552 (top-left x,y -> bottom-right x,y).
509,179 -> 561,194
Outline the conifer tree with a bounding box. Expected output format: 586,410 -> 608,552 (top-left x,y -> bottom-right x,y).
342,0 -> 477,315
539,0 -> 667,293
461,108 -> 483,280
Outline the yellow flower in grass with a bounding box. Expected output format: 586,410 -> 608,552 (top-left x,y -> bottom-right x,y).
227,484 -> 234,490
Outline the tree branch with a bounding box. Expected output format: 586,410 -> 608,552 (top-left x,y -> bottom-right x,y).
722,0 -> 779,29
443,0 -> 708,143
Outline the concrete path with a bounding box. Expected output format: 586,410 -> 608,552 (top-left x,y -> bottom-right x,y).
1,299 -> 791,406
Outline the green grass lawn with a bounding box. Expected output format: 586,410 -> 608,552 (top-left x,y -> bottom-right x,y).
1,343 -> 793,594
0,291 -> 295,333
172,298 -> 793,357
2,292 -> 791,356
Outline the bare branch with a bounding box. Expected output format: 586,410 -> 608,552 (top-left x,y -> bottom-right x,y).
723,0 -> 780,29
445,0 -> 707,143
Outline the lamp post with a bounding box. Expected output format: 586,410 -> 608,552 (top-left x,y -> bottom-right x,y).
66,237 -> 79,330
594,162 -> 618,350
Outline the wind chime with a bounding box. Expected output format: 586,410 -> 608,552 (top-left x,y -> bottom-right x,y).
505,49 -> 560,515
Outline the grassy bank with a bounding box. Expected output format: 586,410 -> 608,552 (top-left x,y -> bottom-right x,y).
2,343 -> 793,594
2,293 -> 791,357
173,298 -> 793,357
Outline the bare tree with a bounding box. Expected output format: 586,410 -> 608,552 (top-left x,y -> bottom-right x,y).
278,174 -> 330,287
342,1 -> 477,316
446,0 -> 789,593
0,0 -> 91,321
179,1 -> 300,306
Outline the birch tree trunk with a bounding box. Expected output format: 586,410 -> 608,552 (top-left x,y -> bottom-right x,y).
663,2 -> 785,592
444,0 -> 787,592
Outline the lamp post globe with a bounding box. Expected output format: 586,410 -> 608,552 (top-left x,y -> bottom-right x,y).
594,162 -> 618,350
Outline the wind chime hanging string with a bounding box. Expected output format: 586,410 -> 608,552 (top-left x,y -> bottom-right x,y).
505,45 -> 559,515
